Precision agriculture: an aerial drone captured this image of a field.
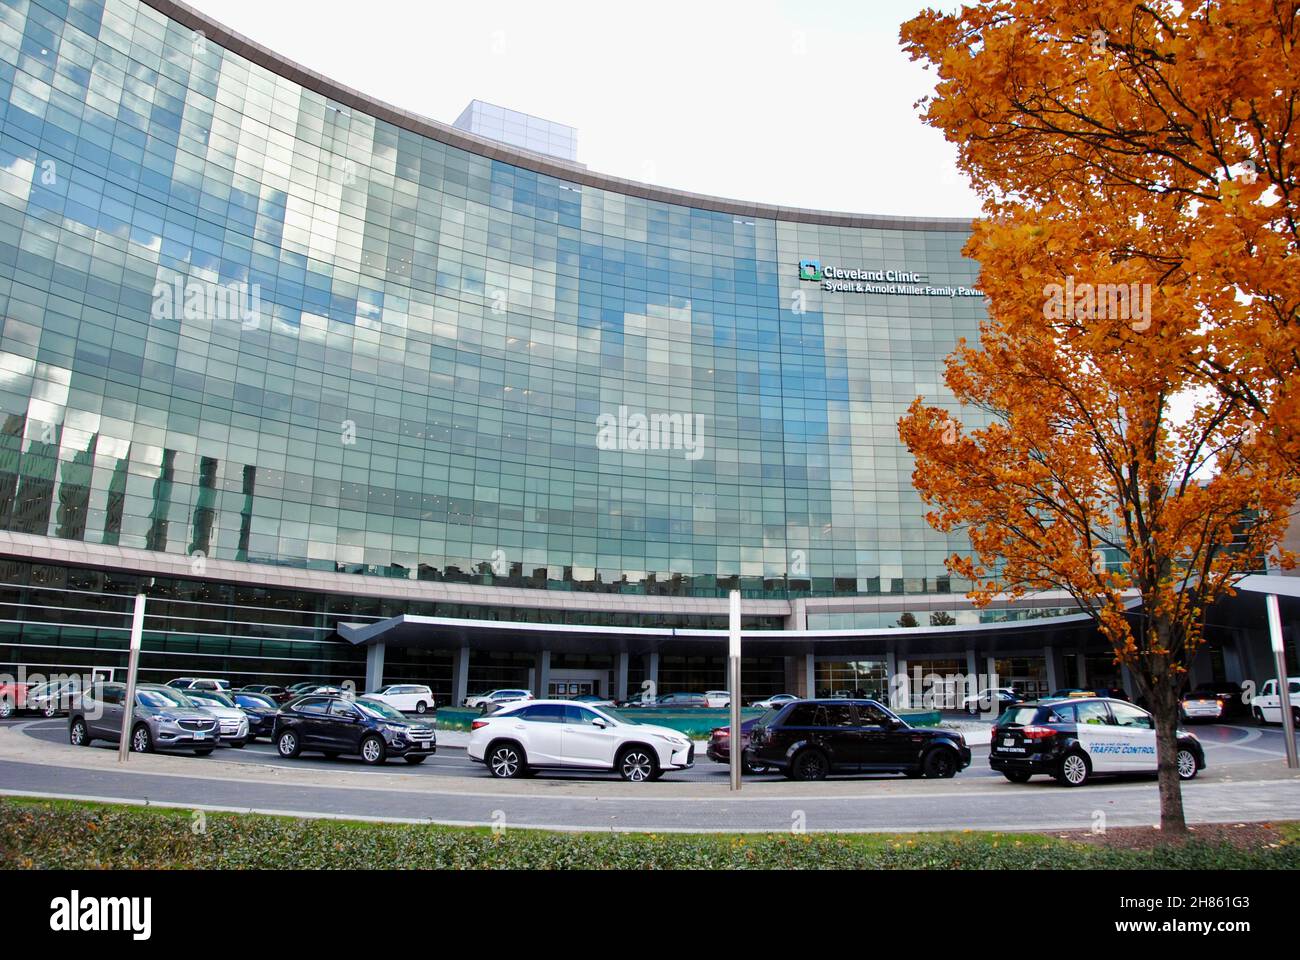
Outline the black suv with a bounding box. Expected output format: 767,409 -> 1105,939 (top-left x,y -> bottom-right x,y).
989,697 -> 1205,786
744,699 -> 972,780
273,695 -> 436,764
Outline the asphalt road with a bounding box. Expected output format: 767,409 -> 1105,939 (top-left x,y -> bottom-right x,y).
9,715 -> 1294,782
2,716 -> 1298,832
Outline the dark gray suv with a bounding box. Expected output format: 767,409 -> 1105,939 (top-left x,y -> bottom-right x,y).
69,682 -> 219,755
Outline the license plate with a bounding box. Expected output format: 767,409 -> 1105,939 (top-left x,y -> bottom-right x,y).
194,732 -> 206,740
1003,737 -> 1015,746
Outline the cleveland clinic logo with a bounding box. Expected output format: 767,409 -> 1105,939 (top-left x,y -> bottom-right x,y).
798,259 -> 822,281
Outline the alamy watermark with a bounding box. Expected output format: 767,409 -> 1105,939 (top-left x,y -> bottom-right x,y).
152,277 -> 263,330
1042,276 -> 1151,331
596,405 -> 706,461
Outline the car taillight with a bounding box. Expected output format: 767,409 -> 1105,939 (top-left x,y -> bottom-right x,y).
1020,725 -> 1056,739
989,726 -> 999,740
1216,698 -> 1225,707
471,720 -> 489,730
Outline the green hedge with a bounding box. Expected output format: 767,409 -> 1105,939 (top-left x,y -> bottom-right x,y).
2,799 -> 1296,870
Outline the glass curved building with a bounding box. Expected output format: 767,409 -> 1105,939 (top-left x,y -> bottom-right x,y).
1,0 -> 1265,704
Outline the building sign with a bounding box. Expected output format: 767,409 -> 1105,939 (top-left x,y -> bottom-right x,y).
799,259 -> 981,298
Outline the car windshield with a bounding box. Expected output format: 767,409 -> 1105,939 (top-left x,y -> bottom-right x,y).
191,692 -> 234,707
236,694 -> 275,709
997,706 -> 1042,725
356,698 -> 406,720
138,689 -> 187,708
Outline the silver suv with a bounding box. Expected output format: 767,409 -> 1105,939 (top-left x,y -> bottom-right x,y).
69,682 -> 219,755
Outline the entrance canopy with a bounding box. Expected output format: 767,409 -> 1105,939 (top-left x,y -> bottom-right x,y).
335,610 -> 1103,658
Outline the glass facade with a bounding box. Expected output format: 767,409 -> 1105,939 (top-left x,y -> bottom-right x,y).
0,0 -> 986,611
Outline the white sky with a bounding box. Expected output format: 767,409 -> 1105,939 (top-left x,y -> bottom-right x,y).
187,0 -> 982,220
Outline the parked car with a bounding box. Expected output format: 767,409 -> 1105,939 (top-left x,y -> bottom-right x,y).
961,687 -> 1025,716
1047,687 -> 1130,702
0,681 -> 30,718
463,688 -> 532,711
273,695 -> 436,764
570,693 -> 617,707
232,691 -> 280,741
366,684 -> 435,714
750,693 -> 799,710
1251,677 -> 1300,726
293,684 -> 354,699
468,700 -> 694,781
745,699 -> 971,781
654,693 -> 710,709
707,716 -> 769,773
25,678 -> 83,717
617,693 -> 663,708
239,684 -> 292,704
988,697 -> 1204,786
166,677 -> 233,693
69,682 -> 218,755
180,688 -> 250,747
703,690 -> 731,708
1180,683 -> 1247,722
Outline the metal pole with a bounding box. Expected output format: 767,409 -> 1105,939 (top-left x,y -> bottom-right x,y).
1265,594 -> 1298,768
117,593 -> 146,763
728,589 -> 741,792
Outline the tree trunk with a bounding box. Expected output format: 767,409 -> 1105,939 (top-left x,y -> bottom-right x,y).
1149,680 -> 1188,835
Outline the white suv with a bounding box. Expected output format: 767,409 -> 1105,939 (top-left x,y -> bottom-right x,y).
468,699 -> 695,781
1252,677 -> 1300,725
703,690 -> 731,708
367,684 -> 435,714
464,688 -> 532,710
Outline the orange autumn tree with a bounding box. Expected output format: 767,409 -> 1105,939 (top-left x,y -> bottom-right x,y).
899,0 -> 1300,465
898,0 -> 1300,833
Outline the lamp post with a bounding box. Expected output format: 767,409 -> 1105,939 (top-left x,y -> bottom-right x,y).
728,589 -> 741,791
1265,593 -> 1298,769
117,593 -> 146,763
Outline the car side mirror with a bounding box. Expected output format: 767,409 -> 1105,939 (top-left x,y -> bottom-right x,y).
592,718 -> 607,728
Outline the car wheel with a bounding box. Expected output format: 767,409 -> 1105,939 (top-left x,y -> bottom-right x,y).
404,754 -> 427,764
415,702 -> 428,714
360,735 -> 386,765
130,724 -> 153,754
0,698 -> 12,719
1253,706 -> 1267,725
277,730 -> 301,758
922,747 -> 959,779
487,742 -> 526,778
1002,769 -> 1033,783
618,746 -> 658,782
1055,751 -> 1090,787
478,703 -> 490,716
69,718 -> 89,746
791,748 -> 829,781
1176,748 -> 1199,781
43,705 -> 58,718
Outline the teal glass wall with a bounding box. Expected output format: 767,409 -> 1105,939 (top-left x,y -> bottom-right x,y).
0,0 -> 983,600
